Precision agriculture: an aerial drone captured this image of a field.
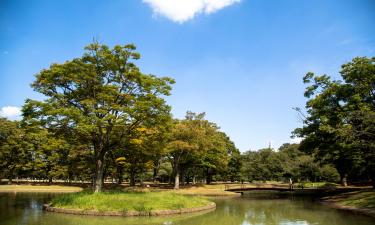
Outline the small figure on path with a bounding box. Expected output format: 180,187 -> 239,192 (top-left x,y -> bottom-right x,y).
289,178 -> 293,190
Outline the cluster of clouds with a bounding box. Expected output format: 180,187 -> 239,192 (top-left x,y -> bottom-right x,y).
143,0 -> 241,23
0,106 -> 22,120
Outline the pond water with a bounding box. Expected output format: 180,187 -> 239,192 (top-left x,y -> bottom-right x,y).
0,192 -> 374,225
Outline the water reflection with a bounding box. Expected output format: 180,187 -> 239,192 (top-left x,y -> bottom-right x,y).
0,192 -> 374,225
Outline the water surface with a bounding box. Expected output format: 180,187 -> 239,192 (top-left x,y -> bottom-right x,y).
0,192 -> 374,225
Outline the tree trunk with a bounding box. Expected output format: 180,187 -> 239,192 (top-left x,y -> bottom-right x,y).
153,168 -> 158,183
116,166 -> 123,184
174,171 -> 180,189
130,168 -> 136,186
153,159 -> 161,183
192,176 -> 196,185
206,168 -> 212,184
173,158 -> 180,189
8,169 -> 14,184
8,176 -> 12,185
94,157 -> 105,192
48,177 -> 53,184
140,169 -> 144,187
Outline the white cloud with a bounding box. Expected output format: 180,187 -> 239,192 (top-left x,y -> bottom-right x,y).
0,106 -> 22,120
143,0 -> 241,23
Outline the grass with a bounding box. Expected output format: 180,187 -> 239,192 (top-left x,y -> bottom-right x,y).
323,190 -> 375,209
295,182 -> 339,188
172,184 -> 239,196
50,191 -> 211,212
0,185 -> 82,193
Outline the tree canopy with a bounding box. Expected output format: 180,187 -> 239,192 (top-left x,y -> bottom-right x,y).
294,57 -> 375,187
22,42 -> 174,192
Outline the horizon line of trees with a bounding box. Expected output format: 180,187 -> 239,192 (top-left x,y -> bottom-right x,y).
0,42 -> 373,190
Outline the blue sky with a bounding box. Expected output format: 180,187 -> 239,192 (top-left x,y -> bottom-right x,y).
1,0 -> 374,151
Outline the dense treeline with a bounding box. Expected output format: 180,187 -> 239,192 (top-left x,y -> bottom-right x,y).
241,144 -> 339,184
0,118 -> 339,187
0,112 -> 240,189
0,43 -> 373,190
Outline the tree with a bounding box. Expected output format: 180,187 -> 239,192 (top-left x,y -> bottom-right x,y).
224,137 -> 241,182
241,149 -> 279,182
294,57 -> 375,187
198,129 -> 229,185
168,113 -> 205,189
24,126 -> 70,183
22,42 -> 174,192
0,118 -> 29,183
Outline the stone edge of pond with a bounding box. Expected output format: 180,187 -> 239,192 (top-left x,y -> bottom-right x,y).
43,202 -> 216,217
321,200 -> 375,218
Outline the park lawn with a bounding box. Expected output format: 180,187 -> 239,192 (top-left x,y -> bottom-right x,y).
122,183 -> 240,196
295,182 -> 339,188
50,191 -> 211,212
323,190 -> 375,209
0,185 -> 82,193
172,184 -> 239,196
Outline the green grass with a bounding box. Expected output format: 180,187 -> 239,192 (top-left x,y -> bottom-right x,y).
330,190 -> 375,209
50,191 -> 211,212
295,182 -> 338,188
172,184 -> 239,196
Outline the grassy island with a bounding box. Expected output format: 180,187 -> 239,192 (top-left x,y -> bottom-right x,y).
49,191 -> 213,214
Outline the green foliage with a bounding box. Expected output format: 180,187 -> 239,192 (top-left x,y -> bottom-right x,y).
319,165 -> 340,182
22,42 -> 174,191
0,118 -> 29,182
294,56 -> 375,187
167,112 -> 235,188
241,143 -> 340,183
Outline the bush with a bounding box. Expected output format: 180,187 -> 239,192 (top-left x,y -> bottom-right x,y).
320,165 -> 340,182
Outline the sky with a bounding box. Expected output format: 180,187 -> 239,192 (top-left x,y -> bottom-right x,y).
0,0 -> 374,151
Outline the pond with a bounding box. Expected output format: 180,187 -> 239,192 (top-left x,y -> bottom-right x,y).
0,192 -> 374,225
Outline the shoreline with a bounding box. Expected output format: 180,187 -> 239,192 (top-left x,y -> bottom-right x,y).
43,202 -> 216,217
0,185 -> 82,193
320,190 -> 375,218
321,200 -> 375,218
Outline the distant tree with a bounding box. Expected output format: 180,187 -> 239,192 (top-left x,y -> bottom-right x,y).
0,118 -> 29,183
225,139 -> 242,182
22,42 -> 174,192
199,130 -> 229,184
24,126 -> 70,182
319,164 -> 340,182
168,113 -> 205,189
167,112 -> 234,188
241,149 -> 277,182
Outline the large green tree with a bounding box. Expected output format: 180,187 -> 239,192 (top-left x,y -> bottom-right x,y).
23,42 -> 174,192
294,57 -> 375,187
